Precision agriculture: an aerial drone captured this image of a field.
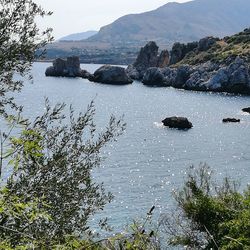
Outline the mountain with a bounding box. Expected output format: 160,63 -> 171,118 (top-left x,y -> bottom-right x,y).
59,30 -> 98,41
88,0 -> 250,46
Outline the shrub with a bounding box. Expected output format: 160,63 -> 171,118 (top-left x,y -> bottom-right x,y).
162,164 -> 250,250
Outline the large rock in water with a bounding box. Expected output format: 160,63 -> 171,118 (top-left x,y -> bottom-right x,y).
90,65 -> 133,85
45,56 -> 91,78
162,117 -> 193,129
142,67 -> 166,86
242,107 -> 250,113
126,41 -> 169,80
242,107 -> 250,114
203,57 -> 250,93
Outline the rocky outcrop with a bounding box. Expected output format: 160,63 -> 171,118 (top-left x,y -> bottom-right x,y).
162,117 -> 193,129
169,42 -> 198,65
204,57 -> 250,93
198,37 -> 218,51
89,65 -> 133,85
126,64 -> 140,80
126,42 -> 169,80
169,43 -> 186,65
157,50 -> 170,68
128,41 -> 158,80
169,37 -> 218,65
242,107 -> 250,113
141,56 -> 250,94
222,118 -> 240,123
142,68 -> 166,86
45,56 -> 91,78
128,29 -> 250,94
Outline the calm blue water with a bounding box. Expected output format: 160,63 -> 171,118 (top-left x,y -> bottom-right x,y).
14,62 -> 250,231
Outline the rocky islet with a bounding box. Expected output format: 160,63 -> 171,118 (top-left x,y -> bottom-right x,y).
126,29 -> 250,95
45,58 -> 132,85
45,56 -> 91,78
162,117 -> 193,130
45,29 -> 250,94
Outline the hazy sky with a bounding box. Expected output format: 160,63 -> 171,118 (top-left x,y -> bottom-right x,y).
34,0 -> 190,39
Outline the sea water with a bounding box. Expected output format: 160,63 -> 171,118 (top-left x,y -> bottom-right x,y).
13,62 -> 250,231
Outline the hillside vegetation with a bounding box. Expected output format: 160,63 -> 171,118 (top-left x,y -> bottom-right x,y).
177,28 -> 250,66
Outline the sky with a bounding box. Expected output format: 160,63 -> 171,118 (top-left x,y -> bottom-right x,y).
34,0 -> 190,39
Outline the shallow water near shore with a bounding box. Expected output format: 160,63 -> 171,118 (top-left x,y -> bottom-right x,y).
13,62 -> 250,231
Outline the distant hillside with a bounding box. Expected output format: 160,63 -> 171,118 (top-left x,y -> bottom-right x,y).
88,0 -> 250,45
59,30 -> 97,41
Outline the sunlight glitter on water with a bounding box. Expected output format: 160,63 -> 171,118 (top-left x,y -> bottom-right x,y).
12,62 -> 250,231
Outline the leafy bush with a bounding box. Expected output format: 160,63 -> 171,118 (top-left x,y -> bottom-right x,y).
0,100 -> 125,248
162,164 -> 250,250
0,0 -> 126,248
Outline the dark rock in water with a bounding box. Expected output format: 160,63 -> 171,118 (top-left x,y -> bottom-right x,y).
178,57 -> 250,94
222,118 -> 240,123
133,41 -> 158,78
51,58 -> 66,75
142,66 -> 190,87
162,116 -> 193,129
90,65 -> 133,85
66,56 -> 82,77
126,64 -> 140,80
162,67 -> 177,86
142,67 -> 166,86
202,57 -> 250,93
242,107 -> 250,113
45,56 -> 91,78
198,36 -> 218,51
226,57 -> 250,93
174,65 -> 193,88
126,41 -> 158,80
138,54 -> 250,94
126,41 -> 169,80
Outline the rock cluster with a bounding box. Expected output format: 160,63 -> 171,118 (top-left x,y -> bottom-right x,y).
126,34 -> 250,94
45,57 -> 133,85
46,30 -> 250,94
127,37 -> 220,81
169,41 -> 198,65
45,56 -> 91,78
126,41 -> 169,80
89,65 -> 132,85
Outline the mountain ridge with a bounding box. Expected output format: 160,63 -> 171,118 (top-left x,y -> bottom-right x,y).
59,30 -> 98,41
88,0 -> 250,46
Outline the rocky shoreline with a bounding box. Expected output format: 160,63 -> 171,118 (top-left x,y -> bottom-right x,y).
126,29 -> 250,95
45,28 -> 250,94
139,57 -> 250,95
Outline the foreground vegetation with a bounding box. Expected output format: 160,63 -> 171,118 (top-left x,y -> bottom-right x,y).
0,0 -> 249,249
